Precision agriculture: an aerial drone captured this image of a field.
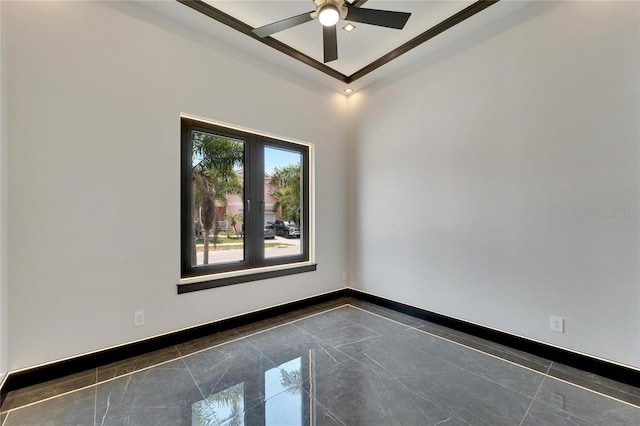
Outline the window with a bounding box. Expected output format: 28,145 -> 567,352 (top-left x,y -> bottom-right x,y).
180,117 -> 314,292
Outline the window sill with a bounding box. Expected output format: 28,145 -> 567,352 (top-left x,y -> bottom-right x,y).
178,262 -> 317,294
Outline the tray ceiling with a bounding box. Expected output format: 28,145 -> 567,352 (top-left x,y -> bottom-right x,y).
206,0 -> 480,76
138,1 -> 533,91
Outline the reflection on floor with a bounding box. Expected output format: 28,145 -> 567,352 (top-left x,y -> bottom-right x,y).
1,297 -> 639,425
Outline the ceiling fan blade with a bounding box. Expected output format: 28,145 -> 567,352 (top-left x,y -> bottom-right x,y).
323,24 -> 338,63
345,5 -> 411,30
252,11 -> 314,38
350,0 -> 369,7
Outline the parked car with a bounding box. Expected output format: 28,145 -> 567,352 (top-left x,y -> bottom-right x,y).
273,220 -> 300,238
264,223 -> 276,239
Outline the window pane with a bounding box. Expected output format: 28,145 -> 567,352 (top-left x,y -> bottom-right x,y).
264,146 -> 303,259
191,130 -> 245,267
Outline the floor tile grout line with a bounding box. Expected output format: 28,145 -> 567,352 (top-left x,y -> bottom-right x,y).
93,368 -> 98,426
2,302 -> 349,409
350,323 -> 529,413
307,314 -> 538,423
518,375 -> 546,426
541,374 -> 640,409
181,357 -> 222,424
528,366 -> 610,426
555,374 -> 640,402
7,301 -> 638,415
0,370 -> 99,407
300,382 -> 349,426
0,303 -> 350,415
544,356 -> 640,409
355,350 -> 450,419
244,339 -> 282,376
358,304 -> 640,408
0,304 -> 370,414
347,304 -> 640,409
399,344 -> 546,404
175,303 -> 348,358
348,304 -> 553,374
546,366 -> 640,399
3,301 -> 640,416
528,385 -> 611,426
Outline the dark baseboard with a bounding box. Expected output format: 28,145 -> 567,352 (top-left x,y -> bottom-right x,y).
0,288 -> 350,403
345,288 -> 640,388
2,287 -> 638,407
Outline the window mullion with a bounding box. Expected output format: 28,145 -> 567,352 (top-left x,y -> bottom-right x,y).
245,137 -> 263,266
255,138 -> 265,263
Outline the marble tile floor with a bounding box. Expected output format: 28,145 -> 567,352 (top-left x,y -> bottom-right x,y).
1,298 -> 638,425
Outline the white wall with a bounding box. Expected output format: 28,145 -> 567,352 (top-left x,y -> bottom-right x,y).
4,0 -> 639,374
4,1 -> 348,370
349,1 -> 640,367
0,0 -> 8,378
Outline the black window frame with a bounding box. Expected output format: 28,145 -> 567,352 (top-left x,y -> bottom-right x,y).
180,117 -> 315,293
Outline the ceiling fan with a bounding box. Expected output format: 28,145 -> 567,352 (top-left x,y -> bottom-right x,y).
252,0 -> 411,63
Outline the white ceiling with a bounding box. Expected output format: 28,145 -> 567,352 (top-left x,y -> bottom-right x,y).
137,1 -> 534,93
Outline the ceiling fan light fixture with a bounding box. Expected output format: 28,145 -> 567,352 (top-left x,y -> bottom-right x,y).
318,4 -> 340,26
251,0 -> 411,63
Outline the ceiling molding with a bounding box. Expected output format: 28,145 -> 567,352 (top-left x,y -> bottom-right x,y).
177,0 -> 349,83
348,0 -> 499,83
177,0 -> 500,85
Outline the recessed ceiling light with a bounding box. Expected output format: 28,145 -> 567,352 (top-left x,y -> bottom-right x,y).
343,23 -> 356,33
344,88 -> 354,94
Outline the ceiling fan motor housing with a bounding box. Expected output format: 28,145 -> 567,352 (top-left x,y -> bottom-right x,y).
311,0 -> 348,23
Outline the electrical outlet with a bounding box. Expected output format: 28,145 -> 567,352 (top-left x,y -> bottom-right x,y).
550,315 -> 564,333
134,311 -> 145,327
